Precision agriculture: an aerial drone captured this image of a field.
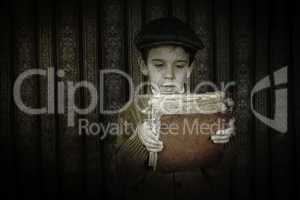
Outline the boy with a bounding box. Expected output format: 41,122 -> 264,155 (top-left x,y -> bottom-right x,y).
115,17 -> 236,200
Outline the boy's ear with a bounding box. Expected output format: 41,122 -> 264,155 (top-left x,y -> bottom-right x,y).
138,57 -> 149,76
187,61 -> 195,78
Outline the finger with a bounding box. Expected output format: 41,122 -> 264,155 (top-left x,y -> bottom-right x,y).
216,130 -> 225,135
211,135 -> 230,141
216,128 -> 233,136
147,147 -> 163,152
146,131 -> 160,140
141,123 -> 158,136
147,145 -> 163,150
144,141 -> 162,148
145,143 -> 162,150
212,137 -> 230,142
138,127 -> 157,142
146,144 -> 163,151
144,140 -> 163,148
211,135 -> 230,140
229,119 -> 235,128
144,135 -> 163,145
211,139 -> 230,144
213,140 -> 229,144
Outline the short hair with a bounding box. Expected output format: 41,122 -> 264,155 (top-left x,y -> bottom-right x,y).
140,45 -> 196,66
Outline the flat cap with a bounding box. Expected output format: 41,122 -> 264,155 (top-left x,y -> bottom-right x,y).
134,17 -> 204,51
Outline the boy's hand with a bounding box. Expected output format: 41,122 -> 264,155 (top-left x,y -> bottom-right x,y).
211,118 -> 235,144
137,121 -> 163,152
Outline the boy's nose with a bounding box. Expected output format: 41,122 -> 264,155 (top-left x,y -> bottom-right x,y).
164,65 -> 175,80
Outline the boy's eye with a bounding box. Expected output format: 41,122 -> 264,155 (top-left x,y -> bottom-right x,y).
176,65 -> 185,68
154,63 -> 164,67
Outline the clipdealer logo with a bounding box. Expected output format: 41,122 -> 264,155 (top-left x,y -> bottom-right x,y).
12,66 -> 288,134
13,68 -> 135,127
250,66 -> 288,133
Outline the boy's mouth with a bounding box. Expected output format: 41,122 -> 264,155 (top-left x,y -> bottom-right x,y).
151,82 -> 185,94
159,83 -> 184,94
160,85 -> 177,92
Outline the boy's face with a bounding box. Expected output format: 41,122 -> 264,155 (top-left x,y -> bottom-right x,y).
141,45 -> 193,94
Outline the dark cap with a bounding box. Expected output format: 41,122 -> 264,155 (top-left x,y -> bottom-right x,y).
134,17 -> 204,52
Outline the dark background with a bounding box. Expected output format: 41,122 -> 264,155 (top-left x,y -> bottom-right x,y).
0,0 -> 299,199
